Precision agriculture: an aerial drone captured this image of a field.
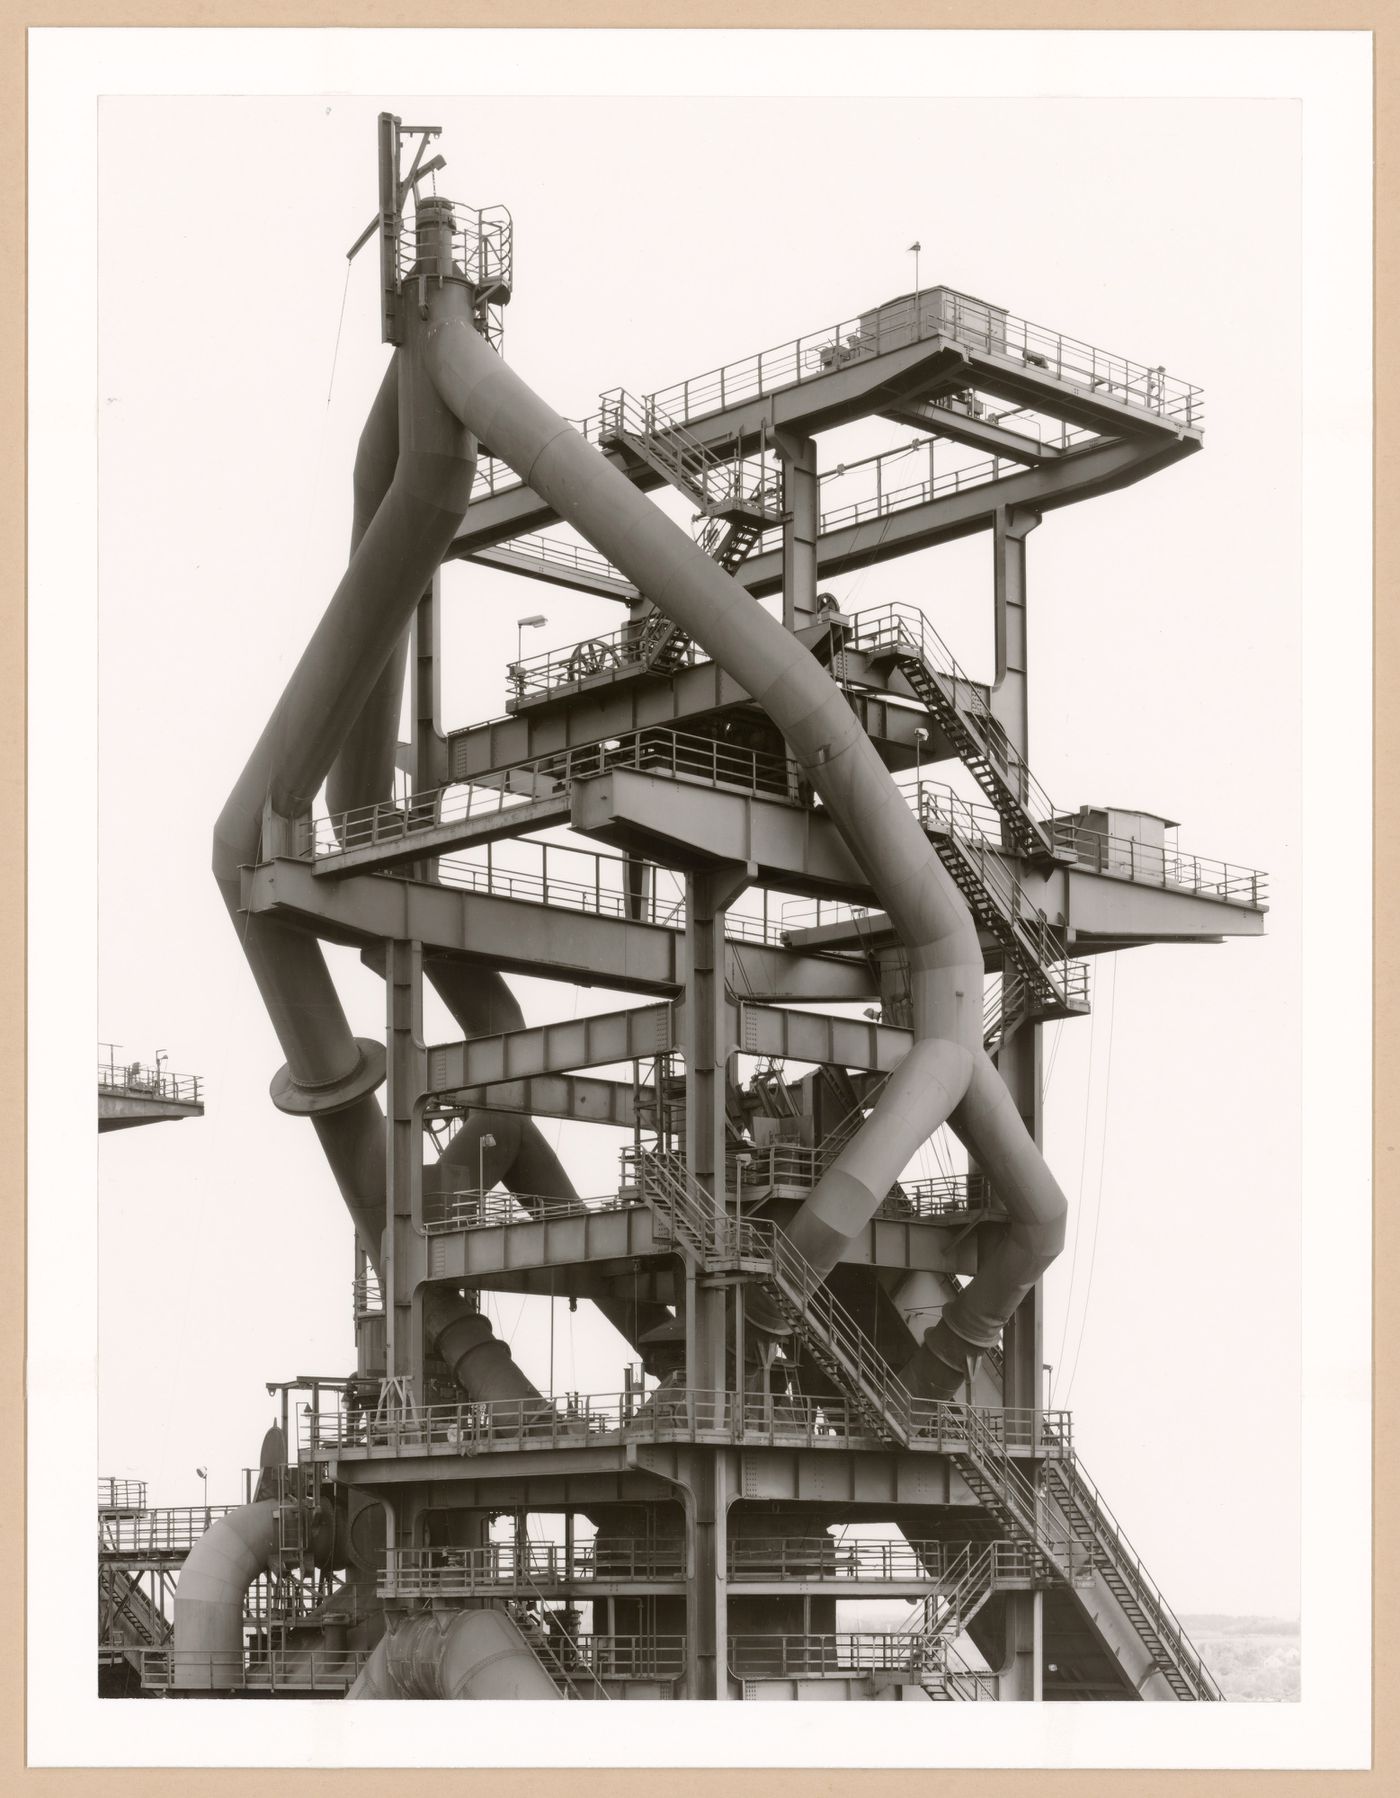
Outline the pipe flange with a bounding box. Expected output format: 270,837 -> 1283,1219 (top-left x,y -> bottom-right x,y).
270,1037 -> 387,1117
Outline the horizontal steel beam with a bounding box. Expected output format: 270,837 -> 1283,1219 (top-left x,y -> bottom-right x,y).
428,1002 -> 675,1091
446,659 -> 955,785
241,858 -> 873,1002
739,1002 -> 912,1074
426,996 -> 913,1097
879,396 -> 1065,464
438,1074 -> 640,1128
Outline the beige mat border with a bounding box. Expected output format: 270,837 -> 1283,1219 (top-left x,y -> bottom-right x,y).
3,7 -> 1386,1792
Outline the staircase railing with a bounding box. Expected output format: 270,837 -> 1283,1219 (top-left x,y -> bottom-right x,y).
917,782 -> 1080,1014
851,602 -> 1065,855
625,1149 -> 1069,1466
1044,1451 -> 1223,1700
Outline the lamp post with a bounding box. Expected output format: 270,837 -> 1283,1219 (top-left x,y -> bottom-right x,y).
196,1465 -> 208,1516
516,612 -> 547,664
478,1132 -> 497,1220
914,725 -> 929,791
907,240 -> 922,298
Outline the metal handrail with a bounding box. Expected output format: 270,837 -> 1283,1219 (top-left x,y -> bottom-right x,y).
917,776 -> 1269,909
96,1055 -> 203,1106
116,1646 -> 369,1693
624,1148 -> 1070,1459
423,1187 -> 640,1234
1047,1450 -> 1224,1699
297,1383 -> 1069,1463
851,601 -> 1060,832
653,1142 -> 992,1223
426,841 -> 784,945
381,1540 -> 687,1595
99,1506 -> 236,1555
396,202 -> 513,288
306,725 -> 801,859
566,1634 -> 686,1682
727,1631 -> 950,1680
465,288 -> 1201,505
726,1536 -> 1040,1584
98,1476 -> 148,1511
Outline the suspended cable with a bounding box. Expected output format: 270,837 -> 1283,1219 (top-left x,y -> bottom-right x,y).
325,261 -> 352,408
1061,957 -> 1118,1407
1049,971 -> 1100,1405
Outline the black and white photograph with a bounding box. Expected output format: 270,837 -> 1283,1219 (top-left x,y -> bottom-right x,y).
26,24 -> 1372,1776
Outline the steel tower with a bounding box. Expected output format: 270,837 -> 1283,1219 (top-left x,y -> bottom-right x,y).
105,115 -> 1266,1703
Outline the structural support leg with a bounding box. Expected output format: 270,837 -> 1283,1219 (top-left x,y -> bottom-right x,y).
385,938 -> 427,1403
990,503 -> 1045,1698
776,429 -> 819,632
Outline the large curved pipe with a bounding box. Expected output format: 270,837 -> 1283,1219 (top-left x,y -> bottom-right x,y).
211,263 -> 543,1403
347,1607 -> 562,1700
422,319 -> 1066,1388
170,1500 -> 278,1688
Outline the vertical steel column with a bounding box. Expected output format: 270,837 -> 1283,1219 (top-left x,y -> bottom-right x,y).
775,429 -> 818,632
678,1447 -> 733,1702
412,574 -> 443,793
683,868 -> 745,1404
384,938 -> 427,1400
989,502 -> 1044,1701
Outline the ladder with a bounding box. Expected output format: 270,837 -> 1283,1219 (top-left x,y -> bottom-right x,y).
857,603 -> 1064,860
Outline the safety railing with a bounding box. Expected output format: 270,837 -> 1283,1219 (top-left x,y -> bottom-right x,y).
422,1187 -> 641,1234
119,1646 -> 370,1693
381,1540 -> 686,1597
489,530 -> 628,591
599,388 -> 784,529
726,1536 -> 1043,1585
563,1634 -> 685,1683
98,1476 -> 148,1511
428,838 -> 784,946
1046,1451 -> 1224,1700
667,1142 -> 992,1223
727,1631 -> 950,1681
508,616 -> 704,699
353,1264 -> 384,1318
99,1506 -> 234,1556
625,1147 -> 1070,1453
1052,816 -> 1268,909
852,601 -> 1060,829
643,288 -> 1203,431
397,201 -> 513,290
304,726 -> 802,860
298,1384 -> 1070,1462
97,1053 -> 203,1106
466,290 -> 1199,507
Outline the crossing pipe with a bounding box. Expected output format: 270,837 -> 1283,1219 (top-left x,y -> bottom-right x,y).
211,213 -> 532,1403
421,318 -> 1067,1390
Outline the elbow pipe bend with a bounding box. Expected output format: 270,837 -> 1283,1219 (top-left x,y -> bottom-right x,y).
347,1608 -> 563,1700
905,1050 -> 1070,1393
213,293 -> 473,1265
171,1501 -> 279,1687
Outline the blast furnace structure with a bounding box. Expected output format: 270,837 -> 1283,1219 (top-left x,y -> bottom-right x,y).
103,116 -> 1267,1703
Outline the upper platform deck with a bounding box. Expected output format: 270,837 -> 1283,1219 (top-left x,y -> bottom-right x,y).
450,285 -> 1203,563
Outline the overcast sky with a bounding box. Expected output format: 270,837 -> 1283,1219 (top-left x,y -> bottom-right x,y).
20,21 -> 1376,1776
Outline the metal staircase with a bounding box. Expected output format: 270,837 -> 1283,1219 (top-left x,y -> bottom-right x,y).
853,603 -> 1065,860
919,789 -> 1086,1019
599,387 -> 783,674
1041,1453 -> 1223,1700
